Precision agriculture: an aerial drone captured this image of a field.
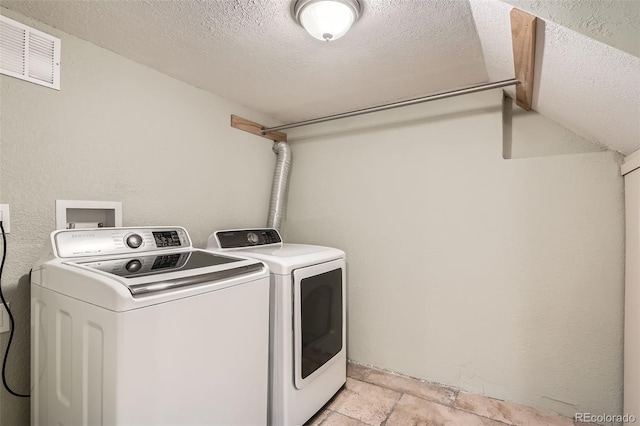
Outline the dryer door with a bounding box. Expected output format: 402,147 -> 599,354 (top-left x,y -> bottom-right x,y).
293,258 -> 346,390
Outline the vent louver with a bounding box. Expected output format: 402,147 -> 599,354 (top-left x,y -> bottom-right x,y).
0,15 -> 60,90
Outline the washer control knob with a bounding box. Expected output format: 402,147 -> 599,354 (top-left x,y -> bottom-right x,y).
125,259 -> 142,273
126,234 -> 143,249
247,232 -> 259,244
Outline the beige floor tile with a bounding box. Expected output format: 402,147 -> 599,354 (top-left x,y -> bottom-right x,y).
363,368 -> 457,406
454,392 -> 574,426
322,411 -> 371,426
347,362 -> 372,381
327,378 -> 401,426
387,394 -> 507,426
305,408 -> 332,426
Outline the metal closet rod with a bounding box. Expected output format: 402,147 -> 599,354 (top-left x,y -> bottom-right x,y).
262,78 -> 520,134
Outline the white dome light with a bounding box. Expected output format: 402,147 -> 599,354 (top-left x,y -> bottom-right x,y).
294,0 -> 361,42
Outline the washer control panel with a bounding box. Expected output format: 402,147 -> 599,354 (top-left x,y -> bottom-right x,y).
54,227 -> 191,258
215,229 -> 282,249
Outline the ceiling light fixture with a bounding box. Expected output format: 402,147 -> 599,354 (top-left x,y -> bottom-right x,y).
293,0 -> 362,42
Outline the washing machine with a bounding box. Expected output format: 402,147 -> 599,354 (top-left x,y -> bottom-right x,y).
31,226 -> 270,425
207,228 -> 346,425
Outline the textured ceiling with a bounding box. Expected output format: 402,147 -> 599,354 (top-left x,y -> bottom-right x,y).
1,0 -> 639,154
503,0 -> 640,57
0,0 -> 488,122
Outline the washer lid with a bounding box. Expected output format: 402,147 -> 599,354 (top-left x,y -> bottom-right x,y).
67,250 -> 264,296
75,250 -> 239,278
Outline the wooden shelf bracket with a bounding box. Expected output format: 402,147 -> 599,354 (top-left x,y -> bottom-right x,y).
510,8 -> 537,111
231,115 -> 287,142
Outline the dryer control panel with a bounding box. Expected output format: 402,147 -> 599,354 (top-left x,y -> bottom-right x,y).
215,228 -> 282,249
53,227 -> 191,258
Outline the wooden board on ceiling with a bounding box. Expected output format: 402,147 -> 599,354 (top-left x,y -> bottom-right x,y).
231,115 -> 287,142
510,8 -> 537,111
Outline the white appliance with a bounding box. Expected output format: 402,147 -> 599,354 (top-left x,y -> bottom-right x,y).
623,151 -> 640,419
207,229 -> 346,426
31,226 -> 270,426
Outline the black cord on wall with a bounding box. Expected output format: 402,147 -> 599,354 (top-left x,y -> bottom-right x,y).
0,220 -> 30,398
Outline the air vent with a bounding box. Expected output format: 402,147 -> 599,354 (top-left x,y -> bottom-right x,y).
0,15 -> 60,90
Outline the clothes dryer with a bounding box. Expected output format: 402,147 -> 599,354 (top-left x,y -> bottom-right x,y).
208,228 -> 346,425
31,226 -> 270,425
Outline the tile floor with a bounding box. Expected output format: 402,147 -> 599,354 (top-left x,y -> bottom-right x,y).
305,362 -> 593,426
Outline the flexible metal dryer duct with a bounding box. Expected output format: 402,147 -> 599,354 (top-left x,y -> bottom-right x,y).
267,141 -> 292,231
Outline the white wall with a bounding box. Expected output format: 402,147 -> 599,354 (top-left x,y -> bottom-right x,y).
504,96 -> 607,159
284,90 -> 624,417
0,9 -> 278,425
